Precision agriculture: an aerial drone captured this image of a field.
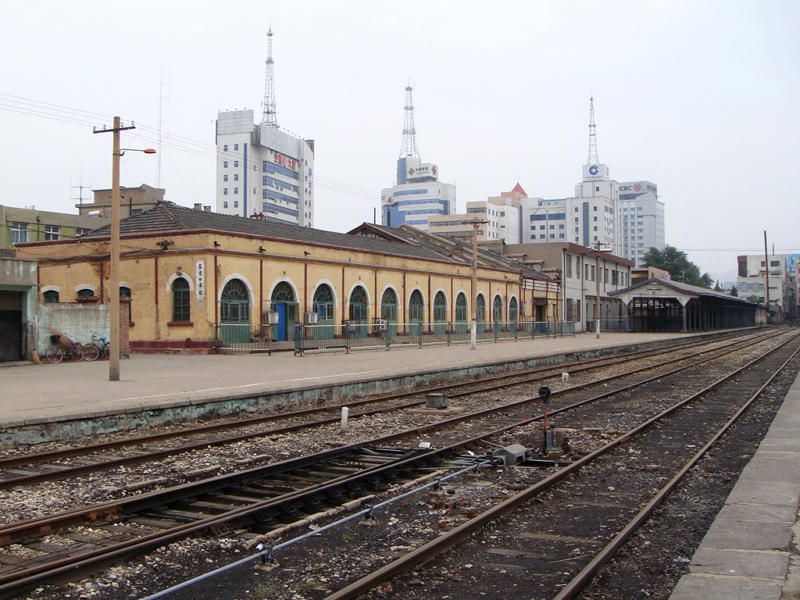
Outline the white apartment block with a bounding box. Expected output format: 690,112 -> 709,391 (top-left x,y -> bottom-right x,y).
428,183 -> 525,242
215,109 -> 315,226
618,181 -> 665,266
520,162 -> 619,252
737,254 -> 797,318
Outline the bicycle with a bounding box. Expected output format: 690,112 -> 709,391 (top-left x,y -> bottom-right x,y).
45,334 -> 85,363
91,331 -> 109,360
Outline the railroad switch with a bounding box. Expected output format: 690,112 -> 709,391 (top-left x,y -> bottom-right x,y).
492,444 -> 532,466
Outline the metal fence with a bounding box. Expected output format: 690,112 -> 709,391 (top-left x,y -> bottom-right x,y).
585,318 -> 631,333
215,323 -> 274,354
293,320 -> 576,355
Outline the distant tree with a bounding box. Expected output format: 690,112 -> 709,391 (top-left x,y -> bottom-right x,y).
714,280 -> 722,291
642,246 -> 714,288
730,285 -> 738,297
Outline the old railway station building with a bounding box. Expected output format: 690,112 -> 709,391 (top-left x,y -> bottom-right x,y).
16,202 -> 557,353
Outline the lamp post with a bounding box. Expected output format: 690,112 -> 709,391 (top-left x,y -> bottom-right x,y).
94,116 -> 155,381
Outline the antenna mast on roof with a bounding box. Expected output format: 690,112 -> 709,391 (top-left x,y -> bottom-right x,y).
399,84 -> 419,159
261,27 -> 278,127
587,95 -> 599,164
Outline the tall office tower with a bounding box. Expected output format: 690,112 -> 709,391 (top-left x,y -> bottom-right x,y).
618,181 -> 664,265
215,29 -> 314,226
381,85 -> 455,230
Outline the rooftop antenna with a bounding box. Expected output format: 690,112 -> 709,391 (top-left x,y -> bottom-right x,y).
400,83 -> 419,159
71,172 -> 89,210
156,65 -> 169,187
261,27 -> 278,127
587,95 -> 599,164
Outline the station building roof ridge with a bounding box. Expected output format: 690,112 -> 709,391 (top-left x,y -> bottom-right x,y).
610,277 -> 755,304
349,222 -> 552,280
75,202 -> 456,264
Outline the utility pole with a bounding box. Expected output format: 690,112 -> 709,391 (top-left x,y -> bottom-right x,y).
470,218 -> 489,350
94,117 -> 135,381
594,240 -> 602,338
764,230 -> 770,321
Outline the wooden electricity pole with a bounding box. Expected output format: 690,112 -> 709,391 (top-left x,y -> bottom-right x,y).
94,117 -> 135,381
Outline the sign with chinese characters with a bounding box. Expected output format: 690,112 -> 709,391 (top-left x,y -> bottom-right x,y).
195,260 -> 205,299
272,151 -> 298,171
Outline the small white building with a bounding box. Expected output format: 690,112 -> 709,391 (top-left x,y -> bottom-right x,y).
736,253 -> 795,319
428,183 -> 525,242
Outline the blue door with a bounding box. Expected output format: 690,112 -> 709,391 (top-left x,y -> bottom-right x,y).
275,303 -> 288,341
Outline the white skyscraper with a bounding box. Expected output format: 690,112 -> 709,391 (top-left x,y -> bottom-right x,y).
521,98 -> 619,251
214,29 -> 315,226
618,181 -> 664,265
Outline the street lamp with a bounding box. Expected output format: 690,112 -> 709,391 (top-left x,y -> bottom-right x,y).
94,116 -> 156,381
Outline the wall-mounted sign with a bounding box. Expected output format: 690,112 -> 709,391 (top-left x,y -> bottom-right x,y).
196,260 -> 205,299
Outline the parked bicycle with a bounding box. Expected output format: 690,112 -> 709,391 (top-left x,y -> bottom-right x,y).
91,331 -> 110,360
45,332 -> 99,363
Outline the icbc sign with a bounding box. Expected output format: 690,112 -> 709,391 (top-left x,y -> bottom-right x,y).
273,151 -> 298,170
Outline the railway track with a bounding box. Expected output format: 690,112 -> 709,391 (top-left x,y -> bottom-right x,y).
0,329 -> 771,491
0,329 -> 793,597
325,330 -> 800,599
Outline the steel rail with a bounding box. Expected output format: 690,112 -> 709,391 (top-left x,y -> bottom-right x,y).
0,330 -> 787,596
0,329 -> 782,543
0,329 -> 754,470
0,330 -> 766,489
553,343 -> 800,599
325,332 -> 800,599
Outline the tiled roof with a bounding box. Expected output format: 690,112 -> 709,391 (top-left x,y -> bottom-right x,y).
610,277 -> 755,304
82,202 -> 457,263
349,223 -> 552,280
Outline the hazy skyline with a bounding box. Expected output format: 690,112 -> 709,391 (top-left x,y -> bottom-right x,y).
1,0 -> 798,282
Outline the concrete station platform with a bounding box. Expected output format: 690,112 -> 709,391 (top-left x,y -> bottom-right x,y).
1,331 -> 691,442
670,370 -> 800,600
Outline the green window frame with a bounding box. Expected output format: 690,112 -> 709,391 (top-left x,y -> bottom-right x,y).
172,278 -> 190,322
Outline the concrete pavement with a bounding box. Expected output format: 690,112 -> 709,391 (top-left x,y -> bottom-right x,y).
2,331 -> 685,428
670,368 -> 800,600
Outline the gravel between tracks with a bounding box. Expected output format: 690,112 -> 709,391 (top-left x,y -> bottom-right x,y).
21,333 -> 799,600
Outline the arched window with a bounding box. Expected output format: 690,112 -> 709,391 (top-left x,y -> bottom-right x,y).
349,286 -> 368,322
77,288 -> 95,301
43,290 -> 59,303
271,282 -> 295,304
493,295 -> 503,331
409,290 -> 424,322
381,288 -> 398,322
433,291 -> 447,334
476,294 -> 486,331
171,278 -> 190,322
313,284 -> 334,321
455,292 -> 468,333
509,297 -> 518,330
409,290 -> 425,336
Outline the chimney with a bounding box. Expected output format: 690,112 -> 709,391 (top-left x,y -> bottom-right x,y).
193,203 -> 202,211
204,205 -> 212,213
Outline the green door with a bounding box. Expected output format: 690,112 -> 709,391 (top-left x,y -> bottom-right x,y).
409,290 -> 424,336
220,279 -> 250,344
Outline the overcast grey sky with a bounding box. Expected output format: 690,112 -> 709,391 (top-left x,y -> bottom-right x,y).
1,0 -> 798,281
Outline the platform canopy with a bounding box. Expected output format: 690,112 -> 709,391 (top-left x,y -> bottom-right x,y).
610,278 -> 753,307
610,278 -> 758,332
